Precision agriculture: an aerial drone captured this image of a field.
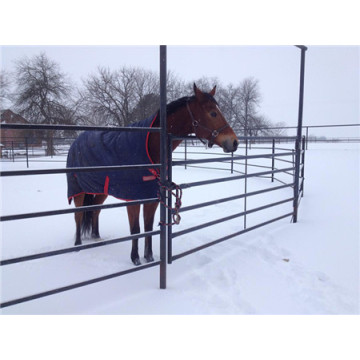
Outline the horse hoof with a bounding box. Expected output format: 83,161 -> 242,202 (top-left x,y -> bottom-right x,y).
132,258 -> 141,266
74,243 -> 81,252
145,255 -> 154,263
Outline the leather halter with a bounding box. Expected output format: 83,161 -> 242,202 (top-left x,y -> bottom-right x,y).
186,102 -> 229,148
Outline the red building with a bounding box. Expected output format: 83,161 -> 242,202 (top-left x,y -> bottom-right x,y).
1,109 -> 42,147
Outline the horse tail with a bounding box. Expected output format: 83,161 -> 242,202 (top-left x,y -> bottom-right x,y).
81,194 -> 95,236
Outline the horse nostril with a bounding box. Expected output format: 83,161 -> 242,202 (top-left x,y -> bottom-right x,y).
233,139 -> 238,151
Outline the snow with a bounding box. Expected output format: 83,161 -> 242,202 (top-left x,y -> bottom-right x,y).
0,142 -> 359,315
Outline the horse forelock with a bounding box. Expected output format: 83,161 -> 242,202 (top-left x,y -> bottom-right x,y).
202,92 -> 218,105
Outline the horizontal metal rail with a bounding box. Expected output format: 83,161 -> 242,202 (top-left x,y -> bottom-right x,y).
275,147 -> 296,152
232,161 -> 273,170
0,230 -> 160,266
0,123 -> 161,133
172,135 -> 298,141
176,151 -> 233,157
173,151 -> 294,167
172,198 -> 294,239
273,157 -> 294,164
180,167 -> 295,189
0,163 -> 161,177
237,122 -> 360,131
178,164 -> 233,172
237,136 -> 298,141
180,183 -> 294,213
171,213 -> 293,262
0,198 -> 158,222
0,260 -> 161,309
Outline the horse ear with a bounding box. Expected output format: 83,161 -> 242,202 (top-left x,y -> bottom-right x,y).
193,83 -> 203,98
210,85 -> 217,96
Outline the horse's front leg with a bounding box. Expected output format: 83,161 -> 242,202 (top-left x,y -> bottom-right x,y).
127,204 -> 141,266
143,202 -> 159,263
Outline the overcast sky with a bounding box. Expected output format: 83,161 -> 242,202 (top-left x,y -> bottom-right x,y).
1,45 -> 359,137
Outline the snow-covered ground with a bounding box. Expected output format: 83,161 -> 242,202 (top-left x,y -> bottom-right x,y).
0,142 -> 359,314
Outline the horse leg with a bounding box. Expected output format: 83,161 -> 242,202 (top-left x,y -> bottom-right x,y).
91,194 -> 108,239
127,204 -> 141,266
74,193 -> 85,246
143,202 -> 159,263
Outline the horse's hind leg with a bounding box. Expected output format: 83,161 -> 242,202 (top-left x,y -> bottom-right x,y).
91,194 -> 108,239
127,204 -> 141,266
143,202 -> 159,263
74,194 -> 85,246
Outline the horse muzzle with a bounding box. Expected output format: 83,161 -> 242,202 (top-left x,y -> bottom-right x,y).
221,138 -> 239,153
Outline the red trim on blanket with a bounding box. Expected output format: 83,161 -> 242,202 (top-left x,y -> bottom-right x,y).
142,175 -> 157,181
104,176 -> 110,194
68,192 -> 85,204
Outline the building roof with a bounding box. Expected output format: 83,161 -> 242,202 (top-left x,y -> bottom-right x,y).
0,109 -> 29,124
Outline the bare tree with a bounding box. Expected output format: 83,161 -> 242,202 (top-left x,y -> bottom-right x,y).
261,120 -> 288,136
80,66 -> 181,126
81,66 -> 141,126
14,53 -> 72,123
238,77 -> 261,136
130,93 -> 159,123
0,70 -> 12,108
81,67 -> 129,126
166,71 -> 186,102
13,53 -> 74,155
131,69 -> 159,122
216,83 -> 243,133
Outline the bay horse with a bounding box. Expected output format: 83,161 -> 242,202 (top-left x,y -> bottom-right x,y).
66,84 -> 238,265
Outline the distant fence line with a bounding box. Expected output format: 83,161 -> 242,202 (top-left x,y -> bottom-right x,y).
1,123 -> 359,165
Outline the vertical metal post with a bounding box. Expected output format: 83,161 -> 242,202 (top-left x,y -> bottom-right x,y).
301,136 -> 306,197
167,136 -> 173,264
50,136 -> 54,158
244,138 -> 248,229
293,45 -> 307,223
184,139 -> 187,170
11,141 -> 14,162
271,138 -> 275,182
25,137 -> 29,168
306,126 -> 309,150
159,45 -> 167,289
231,151 -> 234,174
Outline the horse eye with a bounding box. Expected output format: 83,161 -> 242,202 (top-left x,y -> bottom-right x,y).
210,111 -> 217,118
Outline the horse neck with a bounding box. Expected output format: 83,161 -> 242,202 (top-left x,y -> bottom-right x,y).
148,106 -> 193,163
168,106 -> 194,149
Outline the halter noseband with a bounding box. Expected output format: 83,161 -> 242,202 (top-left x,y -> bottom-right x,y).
186,102 -> 229,148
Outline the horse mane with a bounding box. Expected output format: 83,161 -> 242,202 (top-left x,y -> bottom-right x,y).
155,92 -> 218,118
166,96 -> 193,115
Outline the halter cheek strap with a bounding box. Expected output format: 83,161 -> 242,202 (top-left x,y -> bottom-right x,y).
186,102 -> 229,147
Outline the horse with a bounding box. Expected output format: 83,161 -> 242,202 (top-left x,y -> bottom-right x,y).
66,84 -> 238,265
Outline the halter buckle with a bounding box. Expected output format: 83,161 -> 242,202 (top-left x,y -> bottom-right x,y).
211,130 -> 219,138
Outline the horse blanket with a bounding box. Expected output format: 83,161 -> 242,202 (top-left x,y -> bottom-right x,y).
67,114 -> 159,203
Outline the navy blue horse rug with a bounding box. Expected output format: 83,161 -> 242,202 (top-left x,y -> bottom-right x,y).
67,114 -> 159,203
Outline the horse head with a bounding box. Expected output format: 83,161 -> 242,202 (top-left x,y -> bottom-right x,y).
187,83 -> 239,153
